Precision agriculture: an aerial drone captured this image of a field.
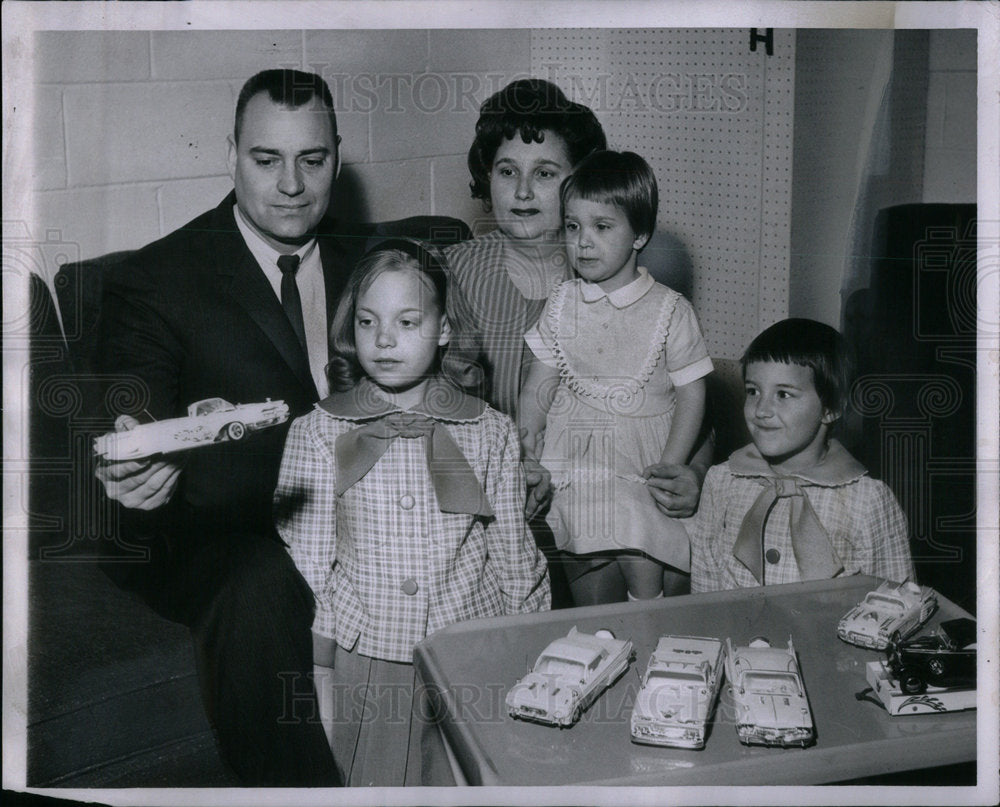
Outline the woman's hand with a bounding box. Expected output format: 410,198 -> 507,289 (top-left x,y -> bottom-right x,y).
523,457 -> 552,519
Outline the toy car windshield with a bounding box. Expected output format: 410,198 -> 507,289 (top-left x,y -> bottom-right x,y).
191,398 -> 232,416
863,593 -> 905,611
647,669 -> 705,684
536,657 -> 586,681
941,617 -> 976,649
744,672 -> 803,697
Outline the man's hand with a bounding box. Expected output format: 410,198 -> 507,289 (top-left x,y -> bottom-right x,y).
523,457 -> 552,520
95,414 -> 183,510
643,462 -> 702,518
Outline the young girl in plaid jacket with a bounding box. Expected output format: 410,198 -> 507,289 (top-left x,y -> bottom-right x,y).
689,319 -> 915,593
274,239 -> 550,786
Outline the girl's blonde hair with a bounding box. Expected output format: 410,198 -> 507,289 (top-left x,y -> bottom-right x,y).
327,239 -> 484,393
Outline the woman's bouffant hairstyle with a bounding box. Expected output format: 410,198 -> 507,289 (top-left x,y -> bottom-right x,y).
467,78 -> 607,208
741,318 -> 853,418
327,239 -> 484,393
560,150 -> 659,240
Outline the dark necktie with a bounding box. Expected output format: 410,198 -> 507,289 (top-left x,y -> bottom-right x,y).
277,253 -> 307,351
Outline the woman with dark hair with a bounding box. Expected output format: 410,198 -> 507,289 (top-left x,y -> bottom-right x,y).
446,78 -> 608,421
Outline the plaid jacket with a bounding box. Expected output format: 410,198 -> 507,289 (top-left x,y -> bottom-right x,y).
274,379 -> 550,663
690,441 -> 915,593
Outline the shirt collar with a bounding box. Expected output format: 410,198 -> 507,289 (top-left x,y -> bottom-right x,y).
233,203 -> 318,269
727,439 -> 868,487
578,266 -> 655,308
317,377 -> 486,422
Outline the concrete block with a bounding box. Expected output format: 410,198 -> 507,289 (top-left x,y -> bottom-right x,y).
33,86 -> 67,190
34,185 -> 161,261
64,83 -> 233,185
428,30 -> 530,74
431,154 -> 486,229
330,111 -> 370,166
158,175 -> 235,236
151,31 -> 302,80
332,159 -> 430,224
34,31 -> 150,84
370,75 -> 478,162
304,30 -> 428,81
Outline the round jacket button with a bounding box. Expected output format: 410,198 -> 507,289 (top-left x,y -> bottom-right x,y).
765,548 -> 781,565
401,578 -> 419,596
399,494 -> 415,510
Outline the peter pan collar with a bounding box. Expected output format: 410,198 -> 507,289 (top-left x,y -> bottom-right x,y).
316,376 -> 486,422
579,266 -> 655,308
727,439 -> 868,487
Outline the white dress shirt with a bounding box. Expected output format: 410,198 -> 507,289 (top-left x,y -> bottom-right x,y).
234,205 -> 330,398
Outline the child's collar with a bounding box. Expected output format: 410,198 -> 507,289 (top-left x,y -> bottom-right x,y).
316,376 -> 486,422
579,266 -> 655,308
728,439 -> 867,486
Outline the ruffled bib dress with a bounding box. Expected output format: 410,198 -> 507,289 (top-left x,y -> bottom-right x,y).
525,268 -> 713,570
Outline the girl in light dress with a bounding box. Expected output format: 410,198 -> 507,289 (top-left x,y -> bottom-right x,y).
519,151 -> 713,605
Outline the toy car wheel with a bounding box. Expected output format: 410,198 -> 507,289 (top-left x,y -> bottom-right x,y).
899,669 -> 926,695
226,421 -> 246,441
928,657 -> 946,678
571,704 -> 582,724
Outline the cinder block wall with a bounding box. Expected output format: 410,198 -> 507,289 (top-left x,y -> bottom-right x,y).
33,29 -> 533,267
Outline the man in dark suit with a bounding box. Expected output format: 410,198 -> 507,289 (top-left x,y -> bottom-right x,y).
94,69 -> 360,786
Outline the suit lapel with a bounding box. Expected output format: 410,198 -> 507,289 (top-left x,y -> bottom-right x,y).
211,197 -> 318,398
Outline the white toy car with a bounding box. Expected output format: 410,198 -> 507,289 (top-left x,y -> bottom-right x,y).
726,636 -> 814,748
506,627 -> 633,727
630,635 -> 724,749
837,581 -> 938,650
93,398 -> 290,461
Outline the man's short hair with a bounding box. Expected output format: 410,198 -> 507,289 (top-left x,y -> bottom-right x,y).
741,318 -> 852,417
234,69 -> 338,143
560,150 -> 658,240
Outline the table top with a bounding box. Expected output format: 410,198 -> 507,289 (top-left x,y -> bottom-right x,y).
413,576 -> 977,786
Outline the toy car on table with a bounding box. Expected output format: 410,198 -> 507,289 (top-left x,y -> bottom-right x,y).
630,635 -> 724,749
725,636 -> 814,748
837,580 -> 937,650
887,617 -> 977,695
506,627 -> 633,728
93,398 -> 290,461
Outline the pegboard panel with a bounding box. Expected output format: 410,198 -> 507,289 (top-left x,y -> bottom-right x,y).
531,29 -> 795,359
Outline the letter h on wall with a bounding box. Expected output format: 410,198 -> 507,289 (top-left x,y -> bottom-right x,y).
750,29 -> 774,56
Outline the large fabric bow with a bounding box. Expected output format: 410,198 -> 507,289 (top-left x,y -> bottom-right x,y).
334,411 -> 494,518
731,475 -> 843,584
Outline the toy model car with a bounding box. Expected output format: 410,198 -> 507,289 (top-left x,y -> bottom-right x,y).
725,636 -> 814,748
506,627 -> 634,727
630,635 -> 724,749
887,617 -> 977,694
837,580 -> 938,650
93,398 -> 290,461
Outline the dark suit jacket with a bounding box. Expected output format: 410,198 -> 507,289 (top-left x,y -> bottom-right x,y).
96,192 -> 364,541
